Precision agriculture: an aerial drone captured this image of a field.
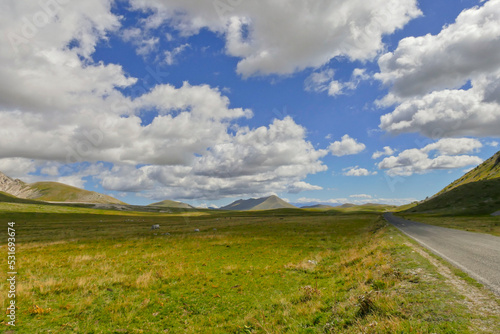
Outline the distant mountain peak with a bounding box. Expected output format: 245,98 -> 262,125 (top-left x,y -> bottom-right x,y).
221,195 -> 297,211
339,203 -> 356,208
300,204 -> 336,209
147,199 -> 194,209
0,171 -> 36,198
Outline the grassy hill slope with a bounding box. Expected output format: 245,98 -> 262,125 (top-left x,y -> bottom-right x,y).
403,150 -> 500,215
0,171 -> 127,205
438,150 -> 500,195
147,199 -> 194,209
404,178 -> 500,215
0,191 -> 44,204
28,182 -> 127,205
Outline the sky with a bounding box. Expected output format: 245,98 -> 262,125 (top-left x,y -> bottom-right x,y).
1,0 -> 499,208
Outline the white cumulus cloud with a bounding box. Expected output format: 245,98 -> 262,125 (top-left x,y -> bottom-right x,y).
129,0 -> 421,77
377,0 -> 500,138
343,166 -> 377,176
350,194 -> 372,199
421,138 -> 482,156
378,138 -> 483,176
372,146 -> 395,159
488,141 -> 499,147
97,117 -> 328,200
329,135 -> 366,157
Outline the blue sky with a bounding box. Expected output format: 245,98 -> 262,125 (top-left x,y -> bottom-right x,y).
1,0 -> 499,207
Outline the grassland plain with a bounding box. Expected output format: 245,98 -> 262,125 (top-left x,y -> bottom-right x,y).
0,205 -> 499,333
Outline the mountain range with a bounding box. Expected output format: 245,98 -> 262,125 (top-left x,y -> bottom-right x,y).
301,204 -> 337,210
3,149 -> 499,213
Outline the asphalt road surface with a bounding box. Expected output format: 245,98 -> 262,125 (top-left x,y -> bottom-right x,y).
384,213 -> 500,296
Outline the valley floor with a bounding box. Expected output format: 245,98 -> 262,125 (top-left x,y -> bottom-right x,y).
0,208 -> 499,333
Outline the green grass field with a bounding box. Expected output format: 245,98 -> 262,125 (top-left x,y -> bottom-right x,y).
1,205 -> 499,333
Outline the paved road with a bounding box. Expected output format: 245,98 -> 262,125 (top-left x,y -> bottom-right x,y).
384,213 -> 500,296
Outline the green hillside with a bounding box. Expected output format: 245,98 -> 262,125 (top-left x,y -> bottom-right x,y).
404,178 -> 500,215
403,150 -> 500,215
1,171 -> 127,205
147,199 -> 194,209
29,182 -> 127,205
0,191 -> 44,204
438,150 -> 500,195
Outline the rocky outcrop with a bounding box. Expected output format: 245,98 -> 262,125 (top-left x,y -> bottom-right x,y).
0,172 -> 40,199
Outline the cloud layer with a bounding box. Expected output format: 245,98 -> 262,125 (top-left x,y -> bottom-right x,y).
98,117 -> 328,200
378,0 -> 500,137
129,0 -> 421,77
0,0 -> 329,200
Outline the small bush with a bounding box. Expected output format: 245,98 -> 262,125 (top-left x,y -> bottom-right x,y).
356,291 -> 376,317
